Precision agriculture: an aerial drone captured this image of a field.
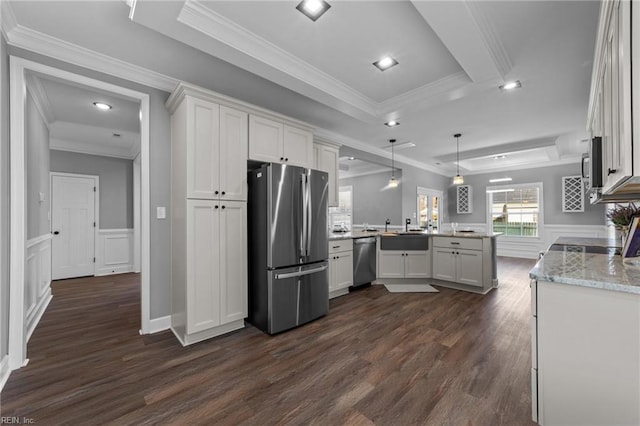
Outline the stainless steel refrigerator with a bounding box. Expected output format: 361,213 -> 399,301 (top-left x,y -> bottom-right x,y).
247,163 -> 329,334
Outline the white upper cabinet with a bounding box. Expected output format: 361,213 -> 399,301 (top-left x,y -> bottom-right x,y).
588,0 -> 639,195
219,106 -> 249,201
249,114 -> 314,169
174,95 -> 248,201
314,140 -> 340,207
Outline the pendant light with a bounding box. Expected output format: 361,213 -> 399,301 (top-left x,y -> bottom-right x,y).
389,139 -> 399,188
453,133 -> 464,185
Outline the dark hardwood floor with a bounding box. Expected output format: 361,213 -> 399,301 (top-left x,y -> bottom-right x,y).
1,257 -> 537,425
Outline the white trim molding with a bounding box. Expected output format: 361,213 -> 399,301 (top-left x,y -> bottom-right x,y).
25,234 -> 52,342
143,315 -> 171,335
0,355 -> 10,392
96,229 -> 134,276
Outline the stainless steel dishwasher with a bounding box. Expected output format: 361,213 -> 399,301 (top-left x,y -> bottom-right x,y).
352,237 -> 376,288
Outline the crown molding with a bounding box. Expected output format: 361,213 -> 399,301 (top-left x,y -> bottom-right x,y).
5,25 -> 177,92
50,138 -> 136,160
25,74 -> 55,124
0,1 -> 18,40
465,1 -> 513,78
178,0 -> 377,117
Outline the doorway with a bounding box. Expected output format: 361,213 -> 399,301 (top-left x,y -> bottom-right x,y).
9,56 -> 151,370
417,187 -> 443,231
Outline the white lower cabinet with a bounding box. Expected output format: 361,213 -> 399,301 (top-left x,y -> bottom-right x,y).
378,250 -> 429,279
329,239 -> 353,298
432,238 -> 483,287
533,280 -> 640,425
172,199 -> 247,345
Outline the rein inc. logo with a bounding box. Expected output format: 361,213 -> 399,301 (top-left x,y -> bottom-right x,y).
1,417 -> 35,424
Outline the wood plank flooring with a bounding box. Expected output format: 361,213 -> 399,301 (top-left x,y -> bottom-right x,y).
1,257 -> 537,425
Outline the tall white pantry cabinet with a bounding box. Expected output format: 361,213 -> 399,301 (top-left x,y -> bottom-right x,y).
167,84 -> 248,346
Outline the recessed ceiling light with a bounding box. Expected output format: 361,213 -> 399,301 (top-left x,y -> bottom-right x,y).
296,0 -> 331,21
499,80 -> 522,91
489,177 -> 512,183
93,102 -> 112,111
373,56 -> 398,71
348,156 -> 355,160
385,120 -> 400,127
494,155 -> 507,160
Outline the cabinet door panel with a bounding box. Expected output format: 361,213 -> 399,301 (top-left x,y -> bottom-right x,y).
249,115 -> 283,163
219,201 -> 247,323
186,200 -> 221,333
404,251 -> 429,278
220,106 -> 248,201
315,144 -> 339,207
456,249 -> 483,287
432,248 -> 456,282
283,125 -> 313,168
187,98 -> 220,199
334,251 -> 353,290
378,251 -> 405,278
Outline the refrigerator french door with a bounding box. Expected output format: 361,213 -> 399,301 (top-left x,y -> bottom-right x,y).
248,163 -> 329,334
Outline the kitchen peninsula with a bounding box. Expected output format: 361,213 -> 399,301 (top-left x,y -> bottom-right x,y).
329,230 -> 500,295
529,237 -> 640,425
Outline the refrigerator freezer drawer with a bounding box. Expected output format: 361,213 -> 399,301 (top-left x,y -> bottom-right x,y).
267,262 -> 329,334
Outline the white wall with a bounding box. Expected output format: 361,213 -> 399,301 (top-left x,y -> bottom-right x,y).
26,90 -> 50,240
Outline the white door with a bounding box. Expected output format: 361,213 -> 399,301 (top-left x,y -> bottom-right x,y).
51,174 -> 96,280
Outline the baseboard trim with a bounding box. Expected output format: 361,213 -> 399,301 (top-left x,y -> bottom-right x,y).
95,265 -> 134,277
142,315 -> 171,334
0,355 -> 10,392
26,291 -> 52,342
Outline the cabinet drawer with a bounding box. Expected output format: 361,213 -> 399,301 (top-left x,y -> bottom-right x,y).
329,239 -> 353,254
432,236 -> 482,250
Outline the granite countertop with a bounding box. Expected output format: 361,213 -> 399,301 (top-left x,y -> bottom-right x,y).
328,230 -> 501,240
529,237 -> 640,295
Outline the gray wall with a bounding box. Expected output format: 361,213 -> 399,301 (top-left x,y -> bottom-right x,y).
26,91 -> 51,239
10,47 -> 172,320
1,34 -> 10,362
447,163 -> 606,225
339,171 -> 403,226
50,150 -> 133,229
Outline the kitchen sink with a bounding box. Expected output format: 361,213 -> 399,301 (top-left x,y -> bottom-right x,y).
379,234 -> 429,250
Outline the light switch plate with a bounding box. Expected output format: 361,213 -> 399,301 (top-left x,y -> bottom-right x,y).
156,206 -> 166,219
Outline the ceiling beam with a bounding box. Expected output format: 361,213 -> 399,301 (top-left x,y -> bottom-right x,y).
411,0 -> 511,82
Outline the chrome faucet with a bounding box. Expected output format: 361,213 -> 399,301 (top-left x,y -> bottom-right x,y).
405,218 -> 411,232
385,218 -> 390,232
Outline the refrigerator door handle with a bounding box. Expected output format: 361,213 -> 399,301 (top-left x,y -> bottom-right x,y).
300,173 -> 307,258
305,175 -> 312,257
274,265 -> 328,280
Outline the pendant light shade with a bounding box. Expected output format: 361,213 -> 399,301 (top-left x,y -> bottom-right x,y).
389,139 -> 399,188
453,133 -> 464,185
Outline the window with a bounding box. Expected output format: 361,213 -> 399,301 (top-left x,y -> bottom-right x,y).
487,182 -> 543,237
417,187 -> 442,231
329,186 -> 353,229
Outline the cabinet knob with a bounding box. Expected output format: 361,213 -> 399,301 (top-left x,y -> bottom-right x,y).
221,191 -> 226,195
221,205 -> 226,209
280,157 -> 284,161
285,158 -> 289,162
214,205 -> 219,209
215,190 -> 219,195
608,168 -> 617,176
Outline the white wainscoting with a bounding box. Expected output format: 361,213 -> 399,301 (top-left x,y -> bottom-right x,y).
96,229 -> 134,276
444,223 -> 609,259
26,234 -> 52,341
